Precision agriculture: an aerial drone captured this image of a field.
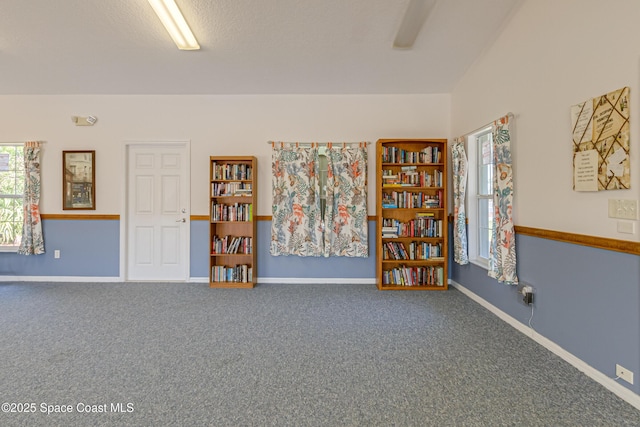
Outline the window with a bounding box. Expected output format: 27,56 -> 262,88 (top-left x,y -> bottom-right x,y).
0,144 -> 24,251
467,128 -> 494,266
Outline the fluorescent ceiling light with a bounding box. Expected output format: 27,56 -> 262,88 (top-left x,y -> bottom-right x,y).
148,0 -> 200,50
393,0 -> 436,49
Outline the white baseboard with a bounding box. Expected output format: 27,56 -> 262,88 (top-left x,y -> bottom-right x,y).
0,276 -> 375,285
258,277 -> 376,284
0,276 -> 122,283
191,277 -> 376,285
450,280 -> 640,411
2,276 -> 210,284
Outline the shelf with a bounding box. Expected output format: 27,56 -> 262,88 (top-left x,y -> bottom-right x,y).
381,208 -> 443,212
378,284 -> 447,291
209,282 -> 256,289
376,139 -> 448,291
382,236 -> 443,241
210,221 -> 252,224
209,156 -> 257,289
211,253 -> 252,256
381,163 -> 445,167
381,186 -> 444,190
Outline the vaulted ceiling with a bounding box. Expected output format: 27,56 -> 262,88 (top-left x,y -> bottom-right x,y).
0,0 -> 522,95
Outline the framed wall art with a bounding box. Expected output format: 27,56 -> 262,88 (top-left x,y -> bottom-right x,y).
63,150 -> 95,210
571,87 -> 630,191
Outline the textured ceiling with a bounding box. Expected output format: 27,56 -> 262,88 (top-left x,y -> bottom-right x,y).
0,0 -> 522,95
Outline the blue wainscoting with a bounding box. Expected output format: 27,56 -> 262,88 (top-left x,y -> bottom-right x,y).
191,219 -> 377,282
189,219 -> 210,278
451,233 -> 640,395
0,219 -> 120,277
256,220 -> 376,281
2,219 -> 376,282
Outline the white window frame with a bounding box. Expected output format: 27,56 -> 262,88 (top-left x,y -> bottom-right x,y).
0,143 -> 24,252
466,127 -> 494,269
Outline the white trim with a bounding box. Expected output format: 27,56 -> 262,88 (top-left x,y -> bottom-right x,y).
469,258 -> 489,270
258,277 -> 376,285
119,140 -> 127,281
0,276 -> 122,283
450,280 -> 640,411
0,276 -> 375,285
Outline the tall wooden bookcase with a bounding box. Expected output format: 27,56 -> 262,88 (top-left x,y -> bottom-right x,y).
209,156 -> 257,288
376,139 -> 448,290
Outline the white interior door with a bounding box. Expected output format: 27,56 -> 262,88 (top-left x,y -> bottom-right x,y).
126,143 -> 190,281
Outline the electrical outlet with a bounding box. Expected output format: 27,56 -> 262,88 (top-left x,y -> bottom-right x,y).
54,250 -> 60,259
518,284 -> 534,305
616,364 -> 634,384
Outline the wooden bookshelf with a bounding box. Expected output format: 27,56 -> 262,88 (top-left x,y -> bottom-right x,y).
209,156 -> 257,288
376,139 -> 448,290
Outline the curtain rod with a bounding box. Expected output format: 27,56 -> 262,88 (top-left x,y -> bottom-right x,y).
456,112 -> 514,142
267,141 -> 370,148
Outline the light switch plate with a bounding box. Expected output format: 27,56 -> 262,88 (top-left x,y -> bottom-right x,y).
609,199 -> 639,220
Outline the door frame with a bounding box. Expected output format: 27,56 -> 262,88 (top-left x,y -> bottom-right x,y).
120,140 -> 191,282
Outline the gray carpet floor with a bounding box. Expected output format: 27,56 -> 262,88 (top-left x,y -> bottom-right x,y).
0,281 -> 639,426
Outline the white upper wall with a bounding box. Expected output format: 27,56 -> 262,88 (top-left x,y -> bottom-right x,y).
0,94 -> 450,216
452,0 -> 640,241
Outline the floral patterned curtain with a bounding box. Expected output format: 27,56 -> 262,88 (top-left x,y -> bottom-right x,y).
18,141 -> 44,255
488,120 -> 518,284
323,145 -> 368,257
270,144 -> 324,256
451,139 -> 469,265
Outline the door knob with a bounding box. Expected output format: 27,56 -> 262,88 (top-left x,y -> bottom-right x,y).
176,218 -> 186,223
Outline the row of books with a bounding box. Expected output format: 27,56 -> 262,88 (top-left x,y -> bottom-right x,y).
381,216 -> 443,238
382,241 -> 443,261
212,235 -> 253,254
381,191 -> 442,209
211,264 -> 253,283
212,163 -> 253,181
211,203 -> 253,222
381,146 -> 442,164
382,266 -> 444,286
211,182 -> 252,197
382,167 -> 443,188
